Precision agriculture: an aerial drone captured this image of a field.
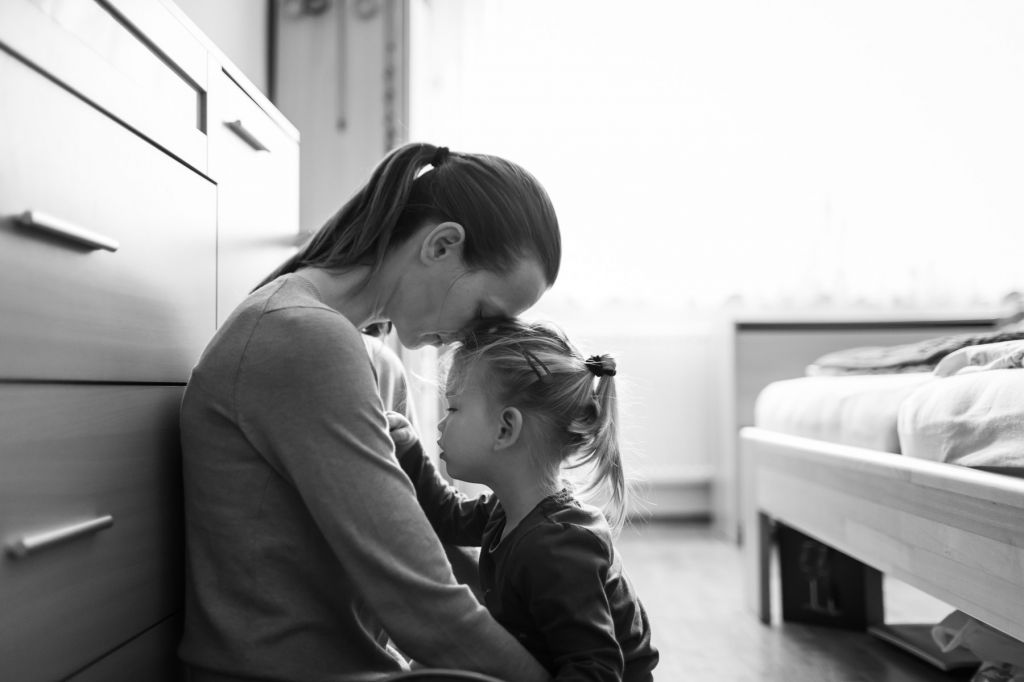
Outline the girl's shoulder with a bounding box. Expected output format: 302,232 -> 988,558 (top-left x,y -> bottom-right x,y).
512,498 -> 614,567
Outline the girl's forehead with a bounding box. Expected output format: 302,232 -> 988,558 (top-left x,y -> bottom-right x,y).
445,357 -> 490,395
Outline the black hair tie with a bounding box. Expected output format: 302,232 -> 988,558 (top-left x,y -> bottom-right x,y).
585,355 -> 616,377
431,146 -> 450,168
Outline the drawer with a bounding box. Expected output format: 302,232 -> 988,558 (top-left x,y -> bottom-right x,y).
0,47 -> 216,383
0,0 -> 208,171
0,385 -> 185,682
67,614 -> 183,682
209,67 -> 300,325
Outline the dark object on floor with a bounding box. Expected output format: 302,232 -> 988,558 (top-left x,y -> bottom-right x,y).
777,523 -> 883,629
869,623 -> 982,671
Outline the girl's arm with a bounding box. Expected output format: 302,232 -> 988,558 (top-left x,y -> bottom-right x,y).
388,412 -> 496,546
512,523 -> 624,682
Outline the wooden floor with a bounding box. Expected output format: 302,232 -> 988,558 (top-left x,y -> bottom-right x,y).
616,520 -> 975,682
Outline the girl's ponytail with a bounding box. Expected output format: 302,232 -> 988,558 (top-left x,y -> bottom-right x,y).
574,357 -> 627,534
255,142 -> 442,290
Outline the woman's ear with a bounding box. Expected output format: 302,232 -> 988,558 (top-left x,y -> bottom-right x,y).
494,406 -> 523,451
420,221 -> 466,263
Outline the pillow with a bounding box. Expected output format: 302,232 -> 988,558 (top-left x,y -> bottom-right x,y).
898,368 -> 1024,468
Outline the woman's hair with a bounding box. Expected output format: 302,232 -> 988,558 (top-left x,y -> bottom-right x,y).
257,142 -> 561,291
449,319 -> 629,533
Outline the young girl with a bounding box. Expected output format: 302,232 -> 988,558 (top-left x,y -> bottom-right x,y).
391,319 -> 659,682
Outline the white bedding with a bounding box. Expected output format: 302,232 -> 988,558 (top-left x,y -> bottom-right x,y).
753,373 -> 934,453
898,341 -> 1024,468
754,340 -> 1024,468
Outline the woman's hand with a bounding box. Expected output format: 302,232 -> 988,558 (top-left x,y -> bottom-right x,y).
386,411 -> 420,454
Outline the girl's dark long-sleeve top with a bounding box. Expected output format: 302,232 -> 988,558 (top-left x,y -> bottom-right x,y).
178,274 -> 549,682
399,440 -> 659,682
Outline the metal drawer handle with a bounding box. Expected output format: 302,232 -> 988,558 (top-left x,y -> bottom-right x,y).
225,119 -> 270,151
6,515 -> 114,559
17,210 -> 120,252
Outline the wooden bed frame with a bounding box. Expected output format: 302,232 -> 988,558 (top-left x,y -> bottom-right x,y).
740,426 -> 1024,643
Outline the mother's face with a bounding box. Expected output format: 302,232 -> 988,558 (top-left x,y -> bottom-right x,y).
389,225 -> 548,349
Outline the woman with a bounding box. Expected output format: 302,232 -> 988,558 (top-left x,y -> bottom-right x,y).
178,143 -> 560,682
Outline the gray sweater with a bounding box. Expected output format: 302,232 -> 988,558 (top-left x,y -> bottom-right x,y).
179,274 -> 543,681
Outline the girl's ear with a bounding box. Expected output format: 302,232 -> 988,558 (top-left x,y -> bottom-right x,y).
494,406 -> 523,451
420,221 -> 466,263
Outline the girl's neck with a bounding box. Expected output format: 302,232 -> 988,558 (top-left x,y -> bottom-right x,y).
490,474 -> 562,542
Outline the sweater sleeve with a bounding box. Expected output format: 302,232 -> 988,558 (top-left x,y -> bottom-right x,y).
235,306 -> 549,681
397,439 -> 497,546
512,524 -> 624,682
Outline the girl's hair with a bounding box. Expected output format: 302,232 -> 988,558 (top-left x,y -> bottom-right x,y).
450,319 -> 629,533
257,142 -> 561,291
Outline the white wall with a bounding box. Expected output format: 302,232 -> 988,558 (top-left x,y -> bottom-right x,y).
560,321 -> 718,518
409,0 -> 1024,313
408,0 -> 1024,517
173,0 -> 269,95
274,0 -> 408,234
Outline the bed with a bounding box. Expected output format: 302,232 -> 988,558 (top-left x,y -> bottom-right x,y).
740,339 -> 1024,649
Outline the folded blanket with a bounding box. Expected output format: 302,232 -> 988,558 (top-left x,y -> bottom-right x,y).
808,328 -> 1024,376
934,339 -> 1024,377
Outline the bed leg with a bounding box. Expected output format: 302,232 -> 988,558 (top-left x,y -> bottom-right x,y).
743,510 -> 773,624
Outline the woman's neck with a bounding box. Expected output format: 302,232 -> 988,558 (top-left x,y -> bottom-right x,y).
293,265 -> 392,329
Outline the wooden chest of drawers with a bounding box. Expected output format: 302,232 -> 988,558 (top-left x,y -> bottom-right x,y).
0,1 -> 300,679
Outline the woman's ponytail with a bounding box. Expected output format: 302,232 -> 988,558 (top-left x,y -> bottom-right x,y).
255,143 -> 443,290
255,141 -> 560,294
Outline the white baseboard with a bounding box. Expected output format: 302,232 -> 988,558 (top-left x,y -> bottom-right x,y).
629,478 -> 711,520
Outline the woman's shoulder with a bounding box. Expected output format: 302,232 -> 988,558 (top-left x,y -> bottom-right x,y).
229,276 -> 373,382
252,275 -> 364,348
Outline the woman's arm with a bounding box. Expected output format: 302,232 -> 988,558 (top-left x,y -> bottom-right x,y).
387,412 -> 495,546
238,307 -> 549,681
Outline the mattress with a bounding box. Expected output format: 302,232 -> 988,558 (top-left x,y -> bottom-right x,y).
753,373 -> 935,453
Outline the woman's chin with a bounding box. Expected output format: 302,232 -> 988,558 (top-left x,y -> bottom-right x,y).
393,329 -> 427,349
395,330 -> 449,349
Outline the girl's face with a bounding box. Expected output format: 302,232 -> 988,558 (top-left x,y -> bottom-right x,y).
388,229 -> 548,349
437,361 -> 501,484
